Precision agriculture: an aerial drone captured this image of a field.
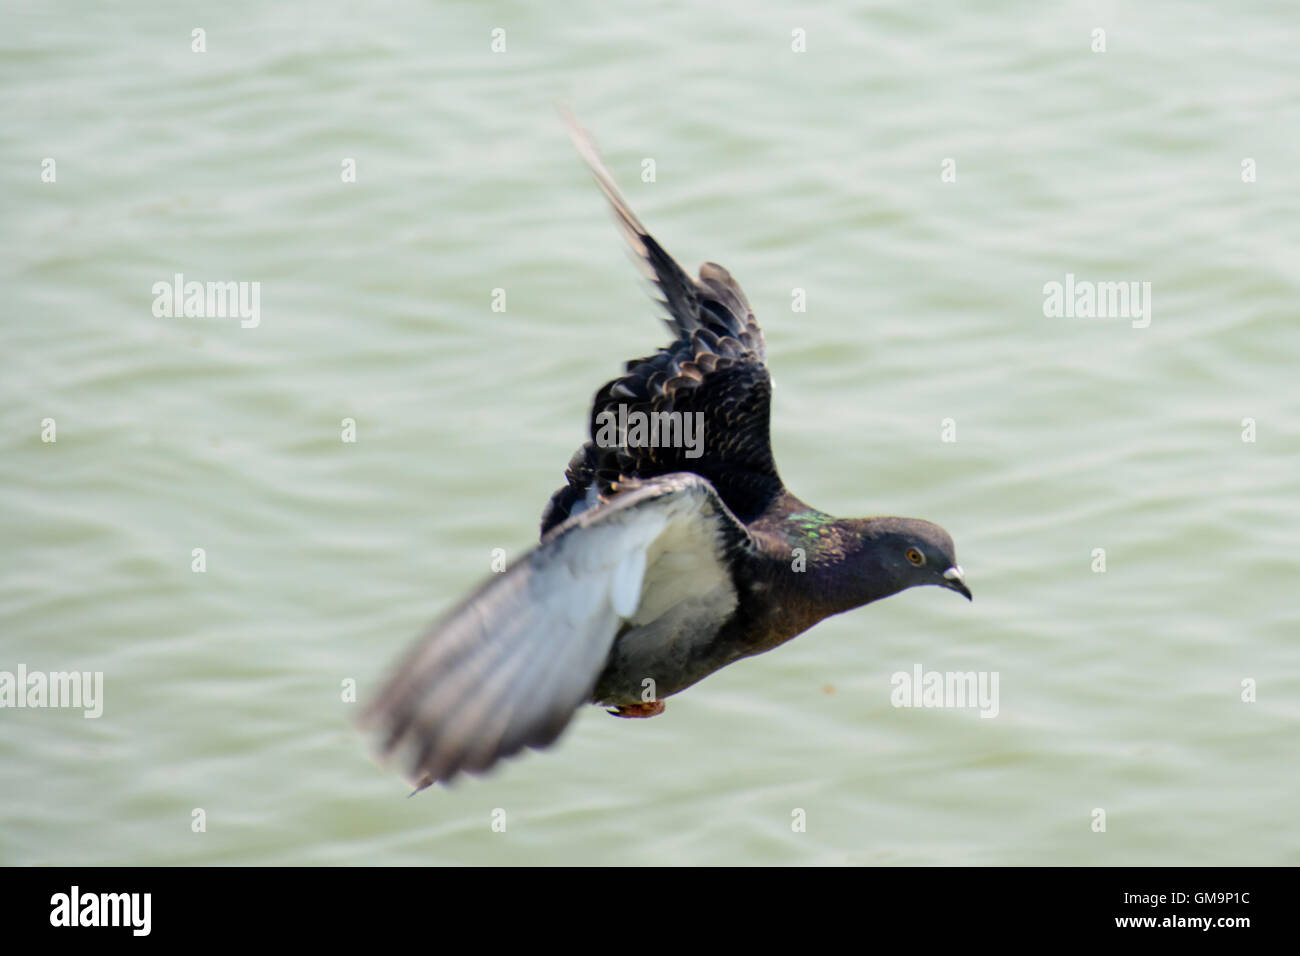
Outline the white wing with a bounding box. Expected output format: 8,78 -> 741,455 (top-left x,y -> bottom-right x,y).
359,473 -> 752,788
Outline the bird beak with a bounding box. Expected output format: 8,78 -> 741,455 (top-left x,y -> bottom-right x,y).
942,565 -> 972,601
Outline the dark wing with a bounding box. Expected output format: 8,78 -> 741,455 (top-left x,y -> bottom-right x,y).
360,473 -> 755,789
541,114 -> 783,537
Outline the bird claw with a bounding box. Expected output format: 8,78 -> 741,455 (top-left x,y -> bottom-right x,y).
607,700 -> 666,718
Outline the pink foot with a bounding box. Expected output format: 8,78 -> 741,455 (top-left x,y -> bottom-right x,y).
607,700 -> 666,718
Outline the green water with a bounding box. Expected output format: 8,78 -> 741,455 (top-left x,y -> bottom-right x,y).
2,1 -> 1297,865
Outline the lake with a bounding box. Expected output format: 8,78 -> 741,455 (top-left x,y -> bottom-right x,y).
2,0 -> 1297,865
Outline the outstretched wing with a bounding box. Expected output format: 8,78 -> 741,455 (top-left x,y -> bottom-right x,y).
542,115 -> 783,537
360,473 -> 754,789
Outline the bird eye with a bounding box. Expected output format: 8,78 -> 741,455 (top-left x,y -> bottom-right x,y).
906,548 -> 925,566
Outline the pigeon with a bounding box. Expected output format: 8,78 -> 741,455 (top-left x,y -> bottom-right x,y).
360,115 -> 971,790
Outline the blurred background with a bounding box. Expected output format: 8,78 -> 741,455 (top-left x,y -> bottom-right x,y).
1,1 -> 1297,865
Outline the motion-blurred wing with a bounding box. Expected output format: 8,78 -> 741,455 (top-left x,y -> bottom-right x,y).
361,473 -> 752,788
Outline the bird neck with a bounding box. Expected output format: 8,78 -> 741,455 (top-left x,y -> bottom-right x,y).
761,513 -> 905,625
810,528 -> 905,616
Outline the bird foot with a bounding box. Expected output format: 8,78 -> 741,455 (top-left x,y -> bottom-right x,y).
607,700 -> 665,718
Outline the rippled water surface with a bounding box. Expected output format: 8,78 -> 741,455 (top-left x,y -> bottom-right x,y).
2,1 -> 1298,865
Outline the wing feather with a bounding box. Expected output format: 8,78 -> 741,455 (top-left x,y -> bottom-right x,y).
360,473 -> 751,788
542,116 -> 783,533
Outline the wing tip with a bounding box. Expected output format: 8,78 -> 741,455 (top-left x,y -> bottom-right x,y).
557,105 -> 649,237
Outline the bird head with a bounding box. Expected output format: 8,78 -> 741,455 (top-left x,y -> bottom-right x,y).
860,516 -> 972,601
